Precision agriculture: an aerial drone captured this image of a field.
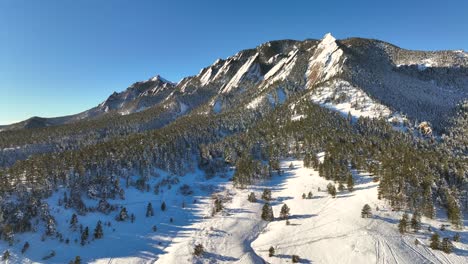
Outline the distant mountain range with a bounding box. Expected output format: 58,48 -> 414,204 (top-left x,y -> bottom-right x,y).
3,33 -> 467,133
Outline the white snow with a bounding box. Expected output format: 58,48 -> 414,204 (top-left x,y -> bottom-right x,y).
246,88 -> 286,110
0,169 -> 231,264
179,102 -> 189,114
291,114 -> 305,121
246,95 -> 265,110
310,79 -> 392,120
150,75 -> 173,84
156,160 -> 468,263
213,99 -> 222,113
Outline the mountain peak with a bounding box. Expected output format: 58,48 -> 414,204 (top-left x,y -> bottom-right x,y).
321,32 -> 336,43
149,75 -> 172,84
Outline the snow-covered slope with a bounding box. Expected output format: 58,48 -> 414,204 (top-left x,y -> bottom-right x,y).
154,161 -> 467,264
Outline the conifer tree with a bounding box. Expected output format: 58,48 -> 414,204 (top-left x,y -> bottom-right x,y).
262,189 -> 272,201
446,192 -> 462,229
161,201 -> 166,211
117,207 -> 128,221
94,220 -> 103,239
430,233 -> 440,250
361,204 -> 372,218
21,241 -> 30,254
453,233 -> 461,242
398,213 -> 409,234
410,211 -> 421,232
347,173 -> 354,191
269,246 -> 275,257
146,202 -> 154,217
80,227 -> 89,246
261,203 -> 274,221
279,204 -> 290,220
2,250 -> 9,260
338,182 -> 345,192
71,256 -> 81,264
214,198 -> 223,213
248,192 -> 257,203
70,213 -> 78,229
307,191 -> 313,199
302,193 -> 306,199
441,238 -> 453,253
326,183 -> 336,198
193,243 -> 204,256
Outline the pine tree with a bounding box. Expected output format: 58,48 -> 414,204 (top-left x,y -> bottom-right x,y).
146,202 -> 154,217
94,220 -> 103,239
347,173 -> 354,191
307,191 -> 313,199
71,256 -> 81,264
2,250 -> 9,260
302,193 -> 306,199
117,207 -> 128,221
453,233 -> 461,242
261,203 -> 274,221
247,192 -> 257,203
279,204 -> 290,220
21,241 -> 30,254
70,213 -> 78,229
398,213 -> 409,234
269,246 -> 275,257
361,204 -> 372,218
292,255 -> 300,263
338,182 -> 345,192
262,189 -> 272,201
193,243 -> 204,256
131,213 -> 135,223
80,227 -> 89,246
446,192 -> 462,229
441,238 -> 453,253
430,233 -> 440,250
161,201 -> 166,211
214,198 -> 223,213
410,211 -> 421,232
327,183 -> 336,198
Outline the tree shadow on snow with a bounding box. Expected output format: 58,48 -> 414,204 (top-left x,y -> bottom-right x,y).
275,254 -> 312,263
203,252 -> 239,262
352,183 -> 378,191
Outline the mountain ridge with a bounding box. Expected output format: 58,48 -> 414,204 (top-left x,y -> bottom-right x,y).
4,33 -> 466,132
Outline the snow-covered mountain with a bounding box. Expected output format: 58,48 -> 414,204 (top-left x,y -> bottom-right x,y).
4,33 -> 467,133
2,75 -> 176,130
0,33 -> 467,264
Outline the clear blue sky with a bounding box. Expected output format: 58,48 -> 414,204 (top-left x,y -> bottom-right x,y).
1,0 -> 467,125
